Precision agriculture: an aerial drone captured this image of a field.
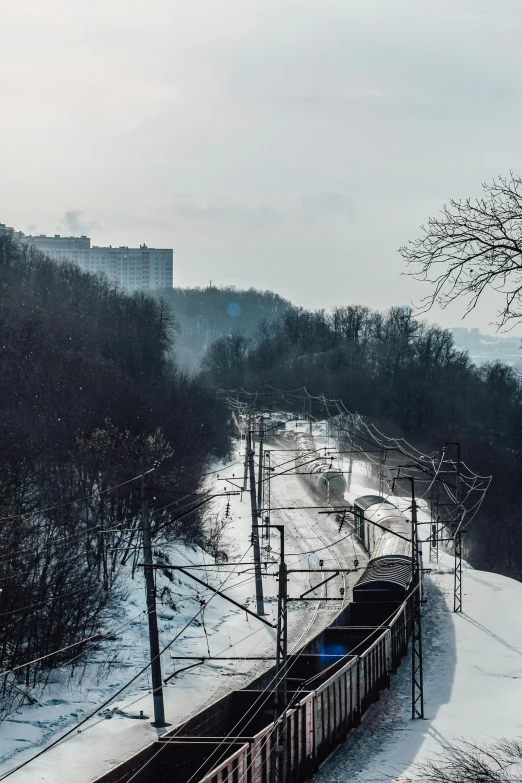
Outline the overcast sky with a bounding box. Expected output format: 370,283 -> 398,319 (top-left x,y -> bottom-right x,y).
2,0 -> 522,332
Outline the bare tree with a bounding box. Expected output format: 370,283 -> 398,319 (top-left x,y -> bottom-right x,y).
404,737 -> 522,783
399,173 -> 522,328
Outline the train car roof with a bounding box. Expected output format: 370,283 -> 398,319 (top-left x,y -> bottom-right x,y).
353,555 -> 412,592
354,494 -> 395,511
365,505 -> 406,524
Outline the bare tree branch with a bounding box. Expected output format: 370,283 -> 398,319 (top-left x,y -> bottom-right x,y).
403,737 -> 522,782
400,173 -> 522,328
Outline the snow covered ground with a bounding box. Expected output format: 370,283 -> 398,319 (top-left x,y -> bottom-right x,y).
3,418 -> 520,783
0,421 -> 368,782
316,546 -> 522,782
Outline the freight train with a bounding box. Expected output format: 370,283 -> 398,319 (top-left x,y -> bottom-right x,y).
353,494 -> 411,557
294,432 -> 347,501
93,495 -> 415,783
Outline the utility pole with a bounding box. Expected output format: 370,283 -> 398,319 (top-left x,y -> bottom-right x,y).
429,479 -> 440,564
242,409 -> 251,491
454,528 -> 463,613
248,431 -> 265,615
263,451 -> 271,541
257,415 -> 264,513
409,478 -> 424,719
445,442 -> 463,612
444,442 -> 461,531
140,455 -> 166,727
347,433 -> 354,493
379,450 -> 386,496
271,525 -> 288,783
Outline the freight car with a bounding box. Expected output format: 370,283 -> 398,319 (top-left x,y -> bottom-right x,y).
294,432 -> 347,501
353,494 -> 411,557
93,570 -> 413,783
92,490 -> 418,783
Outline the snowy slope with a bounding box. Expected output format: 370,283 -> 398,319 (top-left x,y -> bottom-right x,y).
4,419 -> 513,783
316,548 -> 522,782
0,425 -> 367,782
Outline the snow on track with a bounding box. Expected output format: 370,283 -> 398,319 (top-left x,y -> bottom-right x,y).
6,420 -> 514,783
316,546 -> 522,782
0,426 -> 366,782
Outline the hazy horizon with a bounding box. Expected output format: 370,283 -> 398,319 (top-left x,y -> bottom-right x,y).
3,0 -> 522,333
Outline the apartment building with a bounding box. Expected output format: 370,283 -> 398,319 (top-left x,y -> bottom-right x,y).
0,225 -> 173,293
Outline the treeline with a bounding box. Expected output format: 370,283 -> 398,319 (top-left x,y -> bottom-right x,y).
152,285 -> 291,368
0,232 -> 230,712
202,304 -> 522,578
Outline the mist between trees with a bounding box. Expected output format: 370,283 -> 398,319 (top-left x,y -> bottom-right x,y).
0,233 -> 231,717
201,305 -> 522,580
150,285 -> 291,369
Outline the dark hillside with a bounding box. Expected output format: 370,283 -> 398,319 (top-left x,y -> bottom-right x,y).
0,233 -> 230,710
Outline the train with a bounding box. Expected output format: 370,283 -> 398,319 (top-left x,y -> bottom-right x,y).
352,494 -> 411,558
294,432 -> 347,501
93,495 -> 415,783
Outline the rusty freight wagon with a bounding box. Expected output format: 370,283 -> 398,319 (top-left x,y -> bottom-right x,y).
93,576 -> 413,783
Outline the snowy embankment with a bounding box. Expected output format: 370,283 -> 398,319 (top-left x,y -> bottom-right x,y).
316,547 -> 522,782
0,423 -> 367,782
4,420 -> 518,783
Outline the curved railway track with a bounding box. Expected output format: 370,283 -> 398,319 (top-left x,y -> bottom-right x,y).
269,437 -> 354,650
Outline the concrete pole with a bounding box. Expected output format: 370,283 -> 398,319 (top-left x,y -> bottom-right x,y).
248,432 -> 265,615
140,455 -> 166,727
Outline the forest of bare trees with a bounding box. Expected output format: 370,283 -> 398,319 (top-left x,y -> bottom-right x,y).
0,232 -> 231,715
202,304 -> 522,579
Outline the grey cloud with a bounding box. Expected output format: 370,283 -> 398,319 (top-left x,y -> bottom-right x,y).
3,0 -> 522,332
300,191 -> 355,223
60,211 -> 100,235
166,195 -> 281,229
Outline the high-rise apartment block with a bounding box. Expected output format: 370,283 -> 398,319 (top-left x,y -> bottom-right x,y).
0,225 -> 173,293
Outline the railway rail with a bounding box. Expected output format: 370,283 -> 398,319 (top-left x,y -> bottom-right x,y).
91,427 -> 417,783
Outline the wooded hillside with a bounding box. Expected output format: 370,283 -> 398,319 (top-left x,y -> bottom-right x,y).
0,233 -> 230,712
203,304 -> 522,579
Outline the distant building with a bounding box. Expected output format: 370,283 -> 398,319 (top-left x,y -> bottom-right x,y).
0,224 -> 173,293
451,326 -> 522,368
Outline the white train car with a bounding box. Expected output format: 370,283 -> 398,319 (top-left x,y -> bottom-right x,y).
295,432 -> 347,501
353,495 -> 411,558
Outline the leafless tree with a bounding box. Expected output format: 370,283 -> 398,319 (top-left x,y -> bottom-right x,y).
0,231 -> 232,715
203,510 -> 232,562
404,737 -> 522,782
400,173 -> 522,328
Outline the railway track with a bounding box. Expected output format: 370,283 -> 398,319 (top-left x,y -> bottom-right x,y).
91,429 -> 415,783
269,438 -> 359,650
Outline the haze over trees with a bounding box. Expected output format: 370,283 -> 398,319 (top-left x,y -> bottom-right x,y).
0,232 -> 230,714
151,285 -> 290,369
202,304 -> 522,580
